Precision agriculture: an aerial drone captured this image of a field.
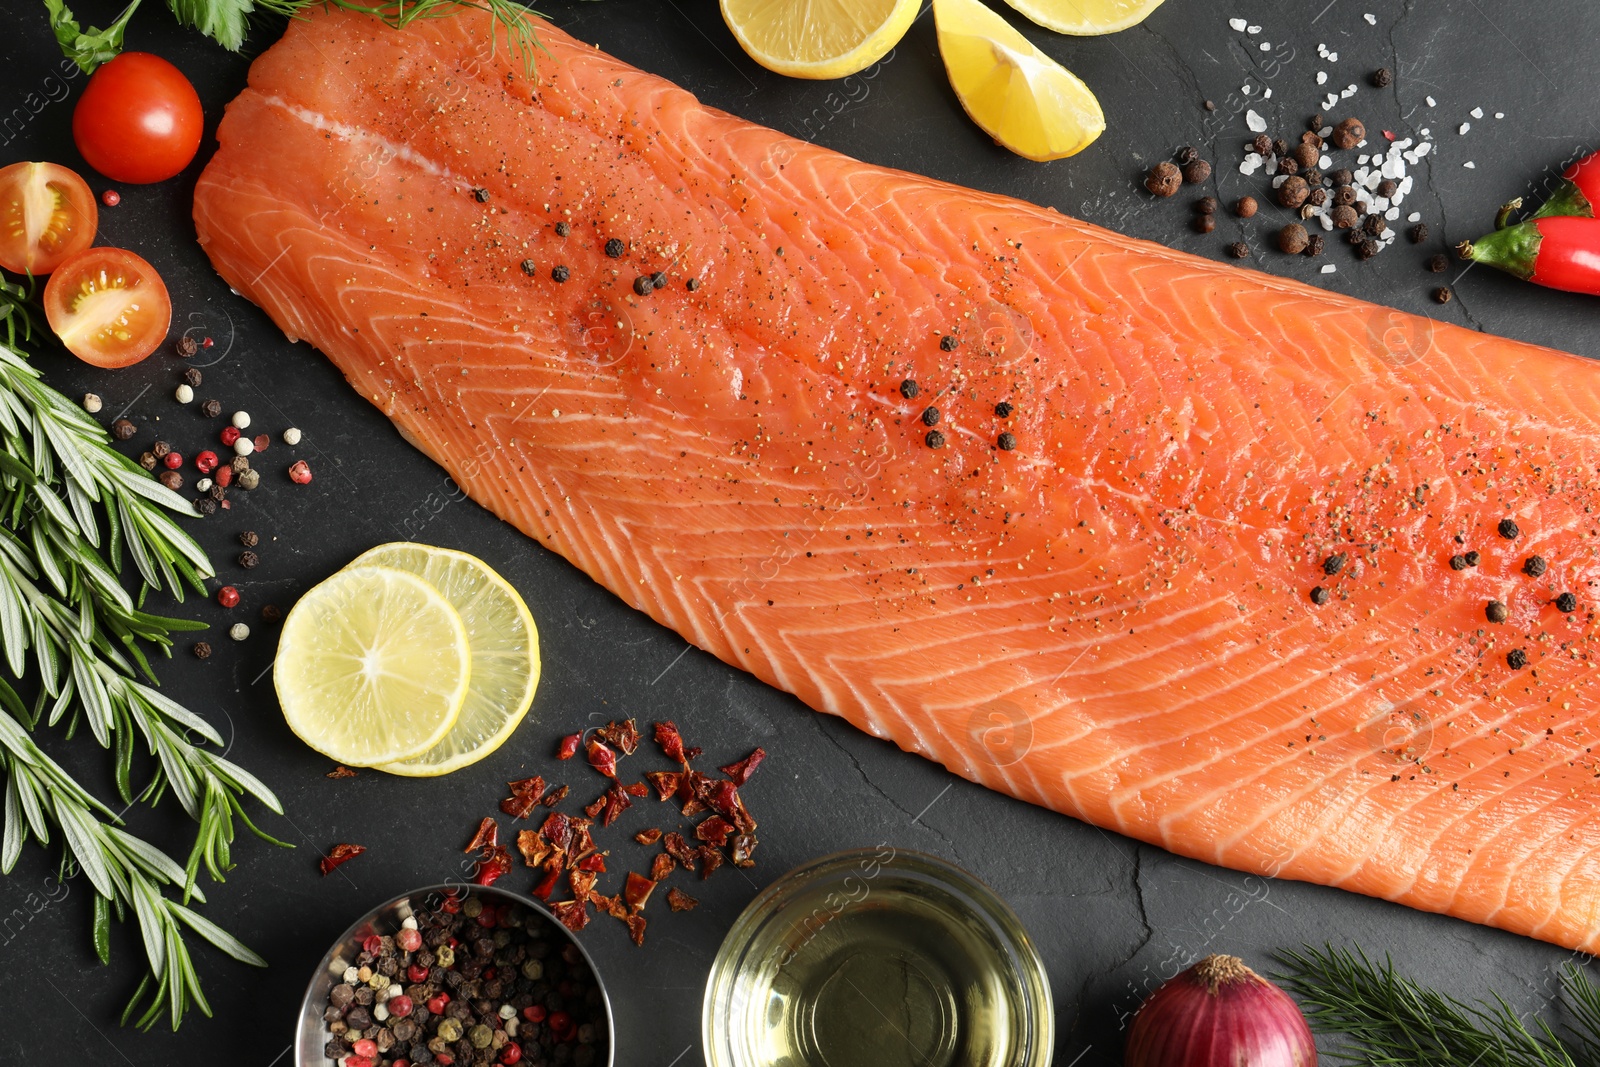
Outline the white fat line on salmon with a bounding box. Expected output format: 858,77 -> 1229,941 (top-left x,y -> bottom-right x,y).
259,94 -> 464,187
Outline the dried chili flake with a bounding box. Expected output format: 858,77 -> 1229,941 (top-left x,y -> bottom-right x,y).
696,845 -> 724,879
542,784 -> 570,807
570,869 -> 598,900
703,779 -> 739,819
654,721 -> 687,763
583,794 -> 608,819
695,816 -> 734,847
319,843 -> 366,875
650,852 -> 675,882
326,765 -> 358,779
589,891 -> 628,920
720,748 -> 767,786
596,719 -> 642,755
473,845 -> 512,886
464,817 -> 499,853
625,914 -> 647,946
556,732 -> 583,759
501,792 -> 541,819
541,813 -> 571,852
550,899 -> 589,933
621,781 -> 649,798
685,746 -> 703,761
730,794 -> 758,835
663,832 -> 698,872
532,860 -> 562,901
646,770 -> 682,801
586,739 -> 619,779
666,888 -> 698,912
635,828 -> 663,845
508,774 -> 546,798
623,871 -> 657,912
567,818 -> 597,861
575,851 -> 608,873
730,834 -> 758,868
598,785 -> 633,827
516,829 -> 551,868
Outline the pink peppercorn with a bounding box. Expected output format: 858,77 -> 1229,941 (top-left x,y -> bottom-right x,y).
288,459 -> 313,484
522,1005 -> 546,1023
406,963 -> 428,983
162,452 -> 183,470
345,1058 -> 372,1067
253,433 -> 270,452
214,466 -> 233,487
499,1045 -> 522,1065
194,450 -> 219,474
427,993 -> 450,1014
216,586 -> 240,609
220,426 -> 240,447
353,1039 -> 378,1058
101,189 -> 120,207
387,995 -> 414,1018
396,927 -> 422,952
362,935 -> 382,955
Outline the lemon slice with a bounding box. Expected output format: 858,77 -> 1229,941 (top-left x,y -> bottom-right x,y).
355,544 -> 541,778
935,0 -> 1106,161
1000,0 -> 1165,35
275,565 -> 470,766
721,0 -> 921,80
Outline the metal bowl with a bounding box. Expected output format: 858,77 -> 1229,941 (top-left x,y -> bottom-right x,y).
295,882 -> 615,1067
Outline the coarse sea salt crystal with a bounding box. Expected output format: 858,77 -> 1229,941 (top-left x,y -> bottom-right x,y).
1320,214 -> 1334,231
1318,154 -> 1332,169
1327,51 -> 1338,62
1414,141 -> 1431,157
1464,161 -> 1476,169
1495,112 -> 1505,119
1385,207 -> 1401,220
1321,264 -> 1337,274
1246,109 -> 1267,132
1264,87 -> 1272,98
1408,211 -> 1422,222
1320,126 -> 1333,137
1426,95 -> 1437,107
1317,71 -> 1328,84
1247,23 -> 1261,33
1240,156 -> 1263,176
1324,94 -> 1339,109
1364,12 -> 1377,23
1341,85 -> 1358,99
1242,84 -> 1254,94
1459,122 -> 1471,134
1229,17 -> 1247,30
1272,174 -> 1290,189
1471,107 -> 1484,118
1261,41 -> 1272,51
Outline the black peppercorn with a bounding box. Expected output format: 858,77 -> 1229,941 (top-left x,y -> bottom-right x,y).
994,401 -> 1013,418
1363,214 -> 1387,236
1305,234 -> 1326,257
1371,67 -> 1393,88
1486,600 -> 1509,623
195,497 -> 217,516
200,398 -> 223,418
920,406 -> 940,426
111,418 -> 137,440
1506,648 -> 1528,670
209,484 -> 227,502
240,530 -> 260,547
1523,555 -> 1547,577
472,188 -> 489,202
1356,239 -> 1380,261
1449,554 -> 1469,571
651,271 -> 667,289
1309,586 -> 1331,605
555,221 -> 570,237
239,551 -> 259,569
1433,286 -> 1452,304
632,276 -> 654,296
1498,518 -> 1520,539
685,277 -> 700,291
996,432 -> 1016,451
1556,592 -> 1578,613
520,260 -> 536,276
1428,254 -> 1449,273
899,379 -> 920,400
1272,138 -> 1289,159
1464,550 -> 1481,566
1227,241 -> 1250,259
261,604 -> 284,622
193,641 -> 212,659
604,238 -> 624,258
939,335 -> 958,351
1252,133 -> 1272,156
176,335 -> 199,358
1323,553 -> 1347,576
551,265 -> 570,282
138,452 -> 158,471
157,470 -> 183,491
925,430 -> 945,449
151,440 -> 171,458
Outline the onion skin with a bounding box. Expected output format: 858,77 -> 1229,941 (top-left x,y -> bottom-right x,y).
1125,954 -> 1317,1067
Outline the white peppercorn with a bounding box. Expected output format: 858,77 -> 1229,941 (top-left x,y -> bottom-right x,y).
231,410 -> 251,429
175,384 -> 194,404
83,394 -> 102,413
230,623 -> 250,641
283,427 -> 302,445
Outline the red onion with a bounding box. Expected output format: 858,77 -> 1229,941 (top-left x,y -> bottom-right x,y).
1126,954 -> 1317,1067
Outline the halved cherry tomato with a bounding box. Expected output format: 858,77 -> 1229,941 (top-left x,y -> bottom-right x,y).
43,248 -> 171,368
0,162 -> 98,276
72,53 -> 203,185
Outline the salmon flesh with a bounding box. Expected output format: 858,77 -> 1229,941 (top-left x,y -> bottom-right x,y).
194,8 -> 1600,950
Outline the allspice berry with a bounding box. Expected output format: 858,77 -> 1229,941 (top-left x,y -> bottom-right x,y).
1330,117 -> 1366,149
1292,142 -> 1320,169
1227,241 -> 1251,259
1371,67 -> 1393,88
1234,196 -> 1259,218
111,418 -> 137,440
1193,214 -> 1217,234
1277,176 -> 1311,209
1181,159 -> 1212,184
1278,224 -> 1310,254
1364,214 -> 1387,236
1409,223 -> 1430,244
1145,161 -> 1182,197
1196,196 -> 1219,215
1331,204 -> 1360,229
1333,186 -> 1357,206
1376,178 -> 1399,198
1428,253 -> 1449,272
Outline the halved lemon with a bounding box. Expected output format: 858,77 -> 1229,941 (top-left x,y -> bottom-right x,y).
356,544 -> 541,778
935,0 -> 1106,161
275,565 -> 470,766
1001,0 -> 1165,35
721,0 -> 921,80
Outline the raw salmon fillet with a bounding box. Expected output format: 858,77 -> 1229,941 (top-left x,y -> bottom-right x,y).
194,8 -> 1600,950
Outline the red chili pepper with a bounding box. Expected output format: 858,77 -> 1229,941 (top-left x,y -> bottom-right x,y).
1532,149 -> 1600,221
1458,217 -> 1600,296
319,842 -> 365,875
720,747 -> 766,786
653,721 -> 686,763
464,816 -> 499,852
585,738 -> 618,779
473,845 -> 511,886
555,732 -> 582,759
532,864 -> 561,901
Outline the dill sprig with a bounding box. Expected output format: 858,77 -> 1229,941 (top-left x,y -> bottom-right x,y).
1277,944 -> 1600,1067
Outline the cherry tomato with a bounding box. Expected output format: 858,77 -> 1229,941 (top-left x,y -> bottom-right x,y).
72,53 -> 203,184
43,248 -> 171,368
0,162 -> 98,276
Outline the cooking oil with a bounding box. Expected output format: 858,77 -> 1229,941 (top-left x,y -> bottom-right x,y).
712,851 -> 1049,1067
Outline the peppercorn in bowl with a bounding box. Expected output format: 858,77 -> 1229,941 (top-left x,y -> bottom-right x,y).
297,884 -> 613,1067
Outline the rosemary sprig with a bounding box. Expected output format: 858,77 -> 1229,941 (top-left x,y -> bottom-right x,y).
1277,944 -> 1599,1067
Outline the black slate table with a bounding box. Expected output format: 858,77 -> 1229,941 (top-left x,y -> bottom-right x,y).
1,0 -> 1596,1063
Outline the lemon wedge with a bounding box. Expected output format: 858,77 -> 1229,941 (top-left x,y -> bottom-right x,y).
275,565 -> 470,766
1001,0 -> 1165,35
721,0 -> 921,80
355,544 -> 541,778
934,0 -> 1106,161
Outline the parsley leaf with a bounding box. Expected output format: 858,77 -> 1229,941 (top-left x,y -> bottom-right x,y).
165,0 -> 256,52
46,0 -> 142,73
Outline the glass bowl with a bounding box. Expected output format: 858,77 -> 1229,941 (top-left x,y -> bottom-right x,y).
704,847 -> 1052,1067
295,883 -> 614,1067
